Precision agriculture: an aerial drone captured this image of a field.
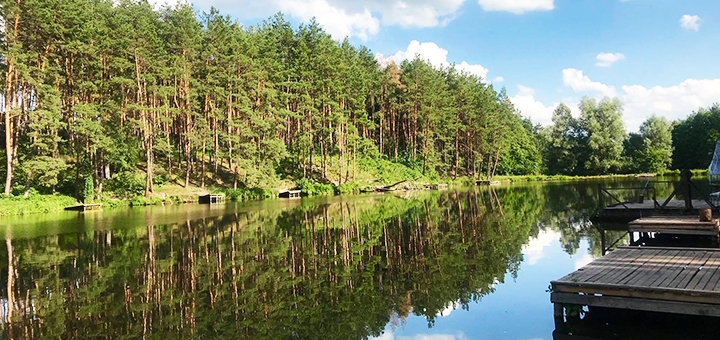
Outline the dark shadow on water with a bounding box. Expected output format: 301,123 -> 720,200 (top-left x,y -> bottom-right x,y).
554,308 -> 720,340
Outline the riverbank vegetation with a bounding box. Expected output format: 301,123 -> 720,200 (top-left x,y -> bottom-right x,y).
1,0 -> 718,208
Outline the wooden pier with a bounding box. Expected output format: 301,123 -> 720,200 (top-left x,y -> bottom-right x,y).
551,246 -> 720,319
199,194 -> 224,204
279,190 -> 302,199
596,200 -> 716,222
629,216 -> 720,236
64,203 -> 102,212
476,180 -> 501,186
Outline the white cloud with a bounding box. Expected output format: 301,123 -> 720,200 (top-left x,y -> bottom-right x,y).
680,14 -> 701,31
377,40 -> 489,79
562,68 -> 617,97
595,52 -> 625,67
194,0 -> 465,40
437,301 -> 458,317
574,253 -> 594,270
522,229 -> 560,265
277,0 -> 380,40
621,78 -> 720,131
511,89 -> 557,126
533,68 -> 720,132
493,76 -> 505,83
477,0 -> 554,14
371,332 -> 469,340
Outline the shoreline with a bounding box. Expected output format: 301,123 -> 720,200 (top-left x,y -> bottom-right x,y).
1,171 -> 703,217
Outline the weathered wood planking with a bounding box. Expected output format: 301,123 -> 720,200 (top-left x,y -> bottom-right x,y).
552,247 -> 720,311
629,216 -> 719,234
604,200 -> 713,211
64,203 -> 102,211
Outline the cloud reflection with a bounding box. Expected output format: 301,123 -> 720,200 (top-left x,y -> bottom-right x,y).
522,230 -> 561,265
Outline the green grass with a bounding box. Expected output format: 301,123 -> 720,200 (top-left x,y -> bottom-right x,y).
0,193 -> 78,216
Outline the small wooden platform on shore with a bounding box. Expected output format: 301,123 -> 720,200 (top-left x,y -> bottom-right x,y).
551,246 -> 720,318
64,203 -> 102,212
476,180 -> 501,186
279,190 -> 302,199
199,194 -> 224,204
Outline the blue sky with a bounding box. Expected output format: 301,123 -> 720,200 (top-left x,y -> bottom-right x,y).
161,0 -> 720,132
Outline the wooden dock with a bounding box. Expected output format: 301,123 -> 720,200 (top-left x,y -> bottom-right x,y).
629,216 -> 720,236
279,190 -> 302,199
551,246 -> 720,318
199,194 -> 224,204
64,203 -> 102,212
476,180 -> 501,186
596,199 -> 715,222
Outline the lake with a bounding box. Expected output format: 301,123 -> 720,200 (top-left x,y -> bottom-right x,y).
0,178 -> 715,339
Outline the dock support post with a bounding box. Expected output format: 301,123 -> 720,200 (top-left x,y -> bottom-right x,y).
553,303 -> 564,327
682,169 -> 694,211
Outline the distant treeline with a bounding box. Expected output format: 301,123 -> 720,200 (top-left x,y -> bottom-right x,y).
0,0 -> 717,200
542,100 -> 720,176
0,0 -> 536,199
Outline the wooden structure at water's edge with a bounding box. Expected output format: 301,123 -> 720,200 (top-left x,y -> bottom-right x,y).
476,180 -> 501,186
629,216 -> 720,236
64,203 -> 102,212
594,171 -> 718,222
551,246 -> 720,320
199,194 -> 224,204
279,190 -> 302,199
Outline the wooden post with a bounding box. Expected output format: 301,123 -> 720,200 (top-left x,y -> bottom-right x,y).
553,303 -> 564,327
681,169 -> 694,211
700,209 -> 712,222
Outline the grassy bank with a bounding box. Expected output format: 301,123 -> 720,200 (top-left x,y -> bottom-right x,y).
1,161 -> 708,216
0,193 -> 78,216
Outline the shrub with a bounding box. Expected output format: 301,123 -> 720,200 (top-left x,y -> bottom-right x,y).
297,178 -> 336,196
105,171 -> 145,198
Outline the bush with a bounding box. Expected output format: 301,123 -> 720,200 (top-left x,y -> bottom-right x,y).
297,178 -> 336,196
105,171 -> 145,198
337,182 -> 362,194
130,196 -> 163,207
0,193 -> 77,216
224,187 -> 275,201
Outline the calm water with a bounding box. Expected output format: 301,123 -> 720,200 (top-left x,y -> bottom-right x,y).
0,179 -> 713,339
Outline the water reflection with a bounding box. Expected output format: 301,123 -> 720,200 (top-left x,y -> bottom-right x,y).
0,181 -> 642,339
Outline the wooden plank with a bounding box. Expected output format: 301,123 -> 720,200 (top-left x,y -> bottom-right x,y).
555,248 -> 625,282
652,250 -> 705,289
628,228 -> 718,236
664,250 -> 709,289
551,281 -> 720,304
569,249 -> 638,283
595,248 -> 664,285
551,292 -> 720,317
647,250 -> 695,288
624,249 -> 682,286
674,251 -> 713,290
688,251 -> 720,290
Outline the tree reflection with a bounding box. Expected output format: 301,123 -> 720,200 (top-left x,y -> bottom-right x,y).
0,189 -> 538,339
0,181 -> 625,339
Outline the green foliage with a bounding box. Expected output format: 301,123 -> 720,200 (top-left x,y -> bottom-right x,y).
129,196 -> 163,207
224,187 -> 275,201
672,104 -> 720,170
105,172 -> 145,198
297,178 -> 336,196
337,182 -> 362,194
82,176 -> 95,203
579,97 -> 626,175
0,194 -> 77,216
543,103 -> 579,175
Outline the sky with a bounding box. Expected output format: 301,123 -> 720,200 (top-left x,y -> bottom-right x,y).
155,0 -> 720,132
